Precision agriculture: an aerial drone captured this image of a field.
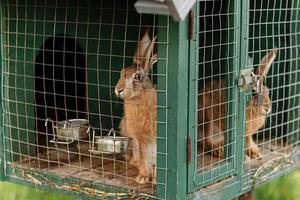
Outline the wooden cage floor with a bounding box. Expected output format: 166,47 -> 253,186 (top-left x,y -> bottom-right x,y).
14,138 -> 294,195
197,138 -> 294,171
15,143 -> 156,195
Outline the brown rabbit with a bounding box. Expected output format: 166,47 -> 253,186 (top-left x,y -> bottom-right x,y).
115,29 -> 157,184
198,48 -> 277,159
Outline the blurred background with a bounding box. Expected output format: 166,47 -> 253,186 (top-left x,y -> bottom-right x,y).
0,170 -> 300,200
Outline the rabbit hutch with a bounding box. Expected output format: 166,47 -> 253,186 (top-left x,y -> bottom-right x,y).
0,0 -> 299,199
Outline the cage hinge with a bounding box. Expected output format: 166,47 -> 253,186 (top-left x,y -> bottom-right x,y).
188,11 -> 194,40
186,137 -> 191,164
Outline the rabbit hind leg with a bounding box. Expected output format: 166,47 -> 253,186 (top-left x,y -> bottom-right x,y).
129,138 -> 141,167
135,140 -> 151,184
205,121 -> 224,159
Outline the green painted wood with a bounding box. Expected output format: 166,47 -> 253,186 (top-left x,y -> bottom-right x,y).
188,161 -> 300,200
188,178 -> 241,200
4,164 -> 143,200
194,162 -> 235,185
187,5 -> 197,193
164,17 -> 189,200
156,15 -> 169,199
0,3 -> 5,181
223,0 -> 239,164
287,0 -> 300,146
188,0 -> 240,191
237,0 -> 249,190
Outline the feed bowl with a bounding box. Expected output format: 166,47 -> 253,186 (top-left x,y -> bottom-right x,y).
93,136 -> 131,154
54,119 -> 90,142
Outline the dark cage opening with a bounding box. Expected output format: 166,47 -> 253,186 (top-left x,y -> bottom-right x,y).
35,35 -> 87,154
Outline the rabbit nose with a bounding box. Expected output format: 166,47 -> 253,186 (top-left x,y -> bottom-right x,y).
115,87 -> 124,96
118,88 -> 124,94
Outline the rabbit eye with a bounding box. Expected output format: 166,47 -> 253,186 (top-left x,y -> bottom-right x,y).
134,73 -> 143,81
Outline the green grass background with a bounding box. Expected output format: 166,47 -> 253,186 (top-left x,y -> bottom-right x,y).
0,170 -> 300,200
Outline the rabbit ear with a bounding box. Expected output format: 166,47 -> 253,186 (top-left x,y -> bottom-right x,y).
256,48 -> 278,77
133,29 -> 157,73
143,36 -> 157,73
133,29 -> 152,66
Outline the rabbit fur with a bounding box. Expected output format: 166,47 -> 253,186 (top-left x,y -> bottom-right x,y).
115,29 -> 157,184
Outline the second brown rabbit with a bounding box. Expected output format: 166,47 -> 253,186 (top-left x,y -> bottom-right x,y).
198,48 -> 277,159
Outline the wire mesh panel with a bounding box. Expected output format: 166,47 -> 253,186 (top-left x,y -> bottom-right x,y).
242,0 -> 300,190
0,0 -> 170,198
189,0 -> 300,198
189,0 -> 239,189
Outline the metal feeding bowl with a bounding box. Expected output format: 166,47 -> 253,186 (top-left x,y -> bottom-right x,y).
89,128 -> 131,155
45,118 -> 90,144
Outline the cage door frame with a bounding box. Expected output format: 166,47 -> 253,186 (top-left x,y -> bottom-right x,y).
187,0 -> 241,192
0,4 -> 4,181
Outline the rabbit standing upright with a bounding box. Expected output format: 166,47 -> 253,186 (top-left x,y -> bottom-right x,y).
198,48 -> 277,158
115,29 -> 157,184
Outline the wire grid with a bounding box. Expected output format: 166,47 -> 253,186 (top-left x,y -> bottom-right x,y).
195,0 -> 238,183
242,0 -> 300,189
0,0 -> 169,198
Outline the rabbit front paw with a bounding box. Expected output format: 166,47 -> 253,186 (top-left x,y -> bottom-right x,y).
135,167 -> 150,184
248,143 -> 262,159
135,175 -> 149,184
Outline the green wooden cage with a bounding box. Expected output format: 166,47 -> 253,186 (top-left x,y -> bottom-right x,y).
0,0 -> 299,199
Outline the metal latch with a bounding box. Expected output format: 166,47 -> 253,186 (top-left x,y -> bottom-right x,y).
238,68 -> 255,92
238,68 -> 265,106
239,68 -> 265,91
